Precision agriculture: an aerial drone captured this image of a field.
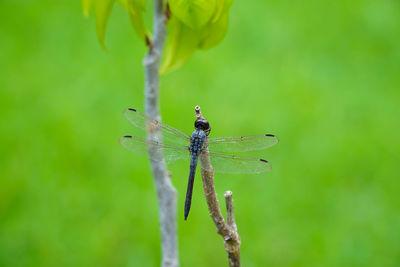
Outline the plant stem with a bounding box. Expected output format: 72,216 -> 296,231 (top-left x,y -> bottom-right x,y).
196,106 -> 241,267
143,1 -> 179,266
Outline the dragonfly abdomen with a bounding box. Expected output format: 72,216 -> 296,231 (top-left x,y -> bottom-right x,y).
184,153 -> 198,220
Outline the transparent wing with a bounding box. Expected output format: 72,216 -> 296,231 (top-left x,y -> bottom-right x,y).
124,108 -> 191,146
199,151 -> 272,174
207,134 -> 278,153
120,135 -> 190,164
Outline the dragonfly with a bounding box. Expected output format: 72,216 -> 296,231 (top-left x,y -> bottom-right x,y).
120,108 -> 278,220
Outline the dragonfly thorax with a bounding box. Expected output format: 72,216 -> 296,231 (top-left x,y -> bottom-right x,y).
190,130 -> 208,155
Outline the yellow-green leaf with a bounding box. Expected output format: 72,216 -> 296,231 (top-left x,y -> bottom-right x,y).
128,12 -> 146,40
161,17 -> 200,74
82,0 -> 93,17
117,0 -> 147,39
93,0 -> 116,48
168,0 -> 217,29
211,0 -> 233,23
198,12 -> 229,50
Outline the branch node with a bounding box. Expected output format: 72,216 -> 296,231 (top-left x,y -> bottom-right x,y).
143,51 -> 160,66
165,2 -> 171,21
145,35 -> 153,50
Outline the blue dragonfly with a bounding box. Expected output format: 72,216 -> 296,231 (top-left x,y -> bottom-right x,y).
120,108 -> 278,220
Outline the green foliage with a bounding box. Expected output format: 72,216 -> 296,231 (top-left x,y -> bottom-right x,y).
198,12 -> 229,50
82,0 -> 147,47
168,0 -> 218,29
119,0 -> 147,39
161,17 -> 201,74
83,0 -> 234,73
161,0 -> 234,73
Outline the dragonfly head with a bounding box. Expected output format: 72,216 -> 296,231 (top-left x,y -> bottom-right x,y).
195,118 -> 211,136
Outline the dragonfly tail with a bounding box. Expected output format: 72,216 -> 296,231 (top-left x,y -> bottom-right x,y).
184,154 -> 198,220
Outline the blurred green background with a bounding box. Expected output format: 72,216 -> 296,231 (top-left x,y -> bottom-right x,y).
1,0 -> 400,266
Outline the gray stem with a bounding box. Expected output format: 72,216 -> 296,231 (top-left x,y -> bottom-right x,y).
143,1 -> 179,266
196,106 -> 241,267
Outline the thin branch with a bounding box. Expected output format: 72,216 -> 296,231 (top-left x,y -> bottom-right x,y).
224,191 -> 237,233
224,191 -> 240,266
196,106 -> 241,267
143,1 -> 179,267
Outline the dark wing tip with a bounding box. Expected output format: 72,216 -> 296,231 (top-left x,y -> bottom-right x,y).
259,158 -> 272,170
127,108 -> 137,112
123,135 -> 133,138
266,133 -> 279,144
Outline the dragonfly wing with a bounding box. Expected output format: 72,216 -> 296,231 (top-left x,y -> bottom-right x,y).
120,135 -> 190,164
207,134 -> 278,153
199,151 -> 272,174
124,108 -> 191,146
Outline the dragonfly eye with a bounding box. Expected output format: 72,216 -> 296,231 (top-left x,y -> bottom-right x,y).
195,118 -> 211,132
